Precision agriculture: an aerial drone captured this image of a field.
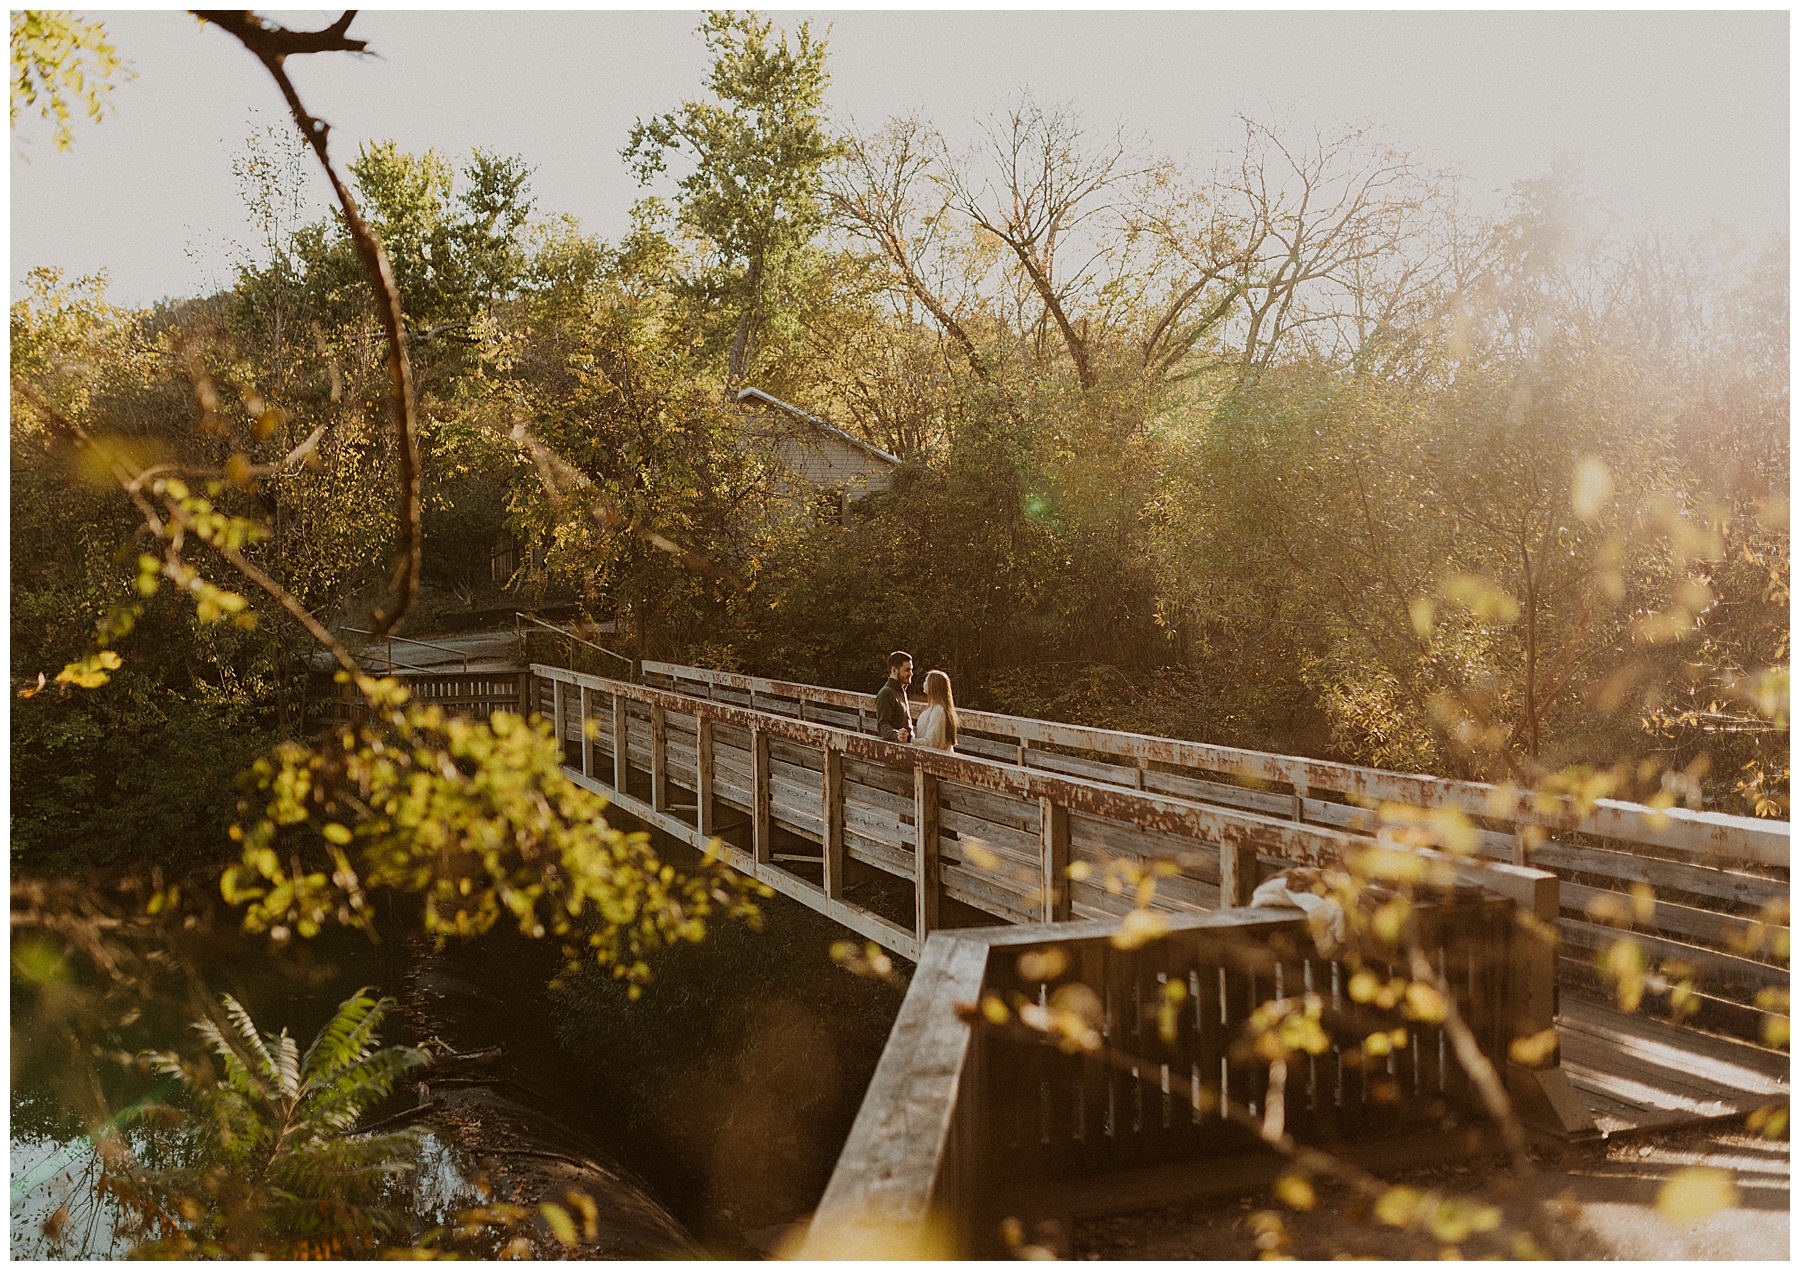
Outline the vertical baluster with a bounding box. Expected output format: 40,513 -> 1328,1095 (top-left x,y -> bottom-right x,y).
612,692 -> 629,794
1039,797 -> 1070,922
696,717 -> 716,838
914,766 -> 940,940
651,703 -> 668,811
822,746 -> 845,900
751,726 -> 772,864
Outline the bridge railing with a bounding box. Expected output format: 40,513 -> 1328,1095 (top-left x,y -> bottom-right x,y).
533,664 -> 1557,954
642,662 -> 1789,1040
806,900 -> 1537,1258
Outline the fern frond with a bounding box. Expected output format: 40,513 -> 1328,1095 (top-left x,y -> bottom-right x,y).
299,988 -> 386,1088
305,1045 -> 428,1132
193,1016 -> 264,1103
219,994 -> 279,1085
274,1029 -> 301,1101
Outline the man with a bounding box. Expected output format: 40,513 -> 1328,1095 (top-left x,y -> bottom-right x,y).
875,650 -> 914,743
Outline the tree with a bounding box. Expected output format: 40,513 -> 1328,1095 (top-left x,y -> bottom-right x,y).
624,10 -> 841,385
10,9 -> 127,154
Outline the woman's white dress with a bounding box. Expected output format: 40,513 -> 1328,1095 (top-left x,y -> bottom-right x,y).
915,704 -> 953,750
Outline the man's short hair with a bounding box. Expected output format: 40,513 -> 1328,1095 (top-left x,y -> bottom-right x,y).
888,650 -> 913,671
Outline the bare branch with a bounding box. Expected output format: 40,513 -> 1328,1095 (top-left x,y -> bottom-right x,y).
197,10 -> 422,638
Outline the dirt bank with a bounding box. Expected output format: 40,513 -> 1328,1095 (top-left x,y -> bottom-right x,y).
399,932 -> 700,1259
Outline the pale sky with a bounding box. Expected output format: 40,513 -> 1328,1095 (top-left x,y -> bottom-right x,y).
9,7 -> 1790,309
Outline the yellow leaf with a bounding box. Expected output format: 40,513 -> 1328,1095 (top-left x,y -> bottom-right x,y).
1111,907 -> 1170,950
540,1202 -> 578,1246
1656,1167 -> 1738,1223
1273,1173 -> 1315,1211
1508,1027 -> 1559,1066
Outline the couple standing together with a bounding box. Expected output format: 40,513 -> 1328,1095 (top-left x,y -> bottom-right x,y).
873,651 -> 957,751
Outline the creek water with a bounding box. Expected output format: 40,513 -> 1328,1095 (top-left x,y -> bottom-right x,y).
9,915 -> 481,1259
11,879 -> 910,1259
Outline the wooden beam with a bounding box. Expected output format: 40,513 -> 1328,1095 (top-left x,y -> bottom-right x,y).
696,716 -> 715,837
1039,797 -> 1070,922
651,703 -> 668,811
751,726 -> 772,864
823,746 -> 846,900
612,691 -> 629,794
916,766 -> 941,940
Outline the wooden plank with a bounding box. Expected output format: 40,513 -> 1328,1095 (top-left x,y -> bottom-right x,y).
752,726 -> 772,865
823,747 -> 846,900
1557,993 -> 1791,1082
696,717 -> 715,837
916,767 -> 941,941
1532,840 -> 1788,910
1041,797 -> 1070,922
847,829 -> 915,880
1557,917 -> 1790,991
805,934 -> 989,1257
1561,879 -> 1790,955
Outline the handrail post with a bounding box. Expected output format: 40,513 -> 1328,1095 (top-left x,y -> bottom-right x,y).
551,678 -> 565,768
1292,777 -> 1309,824
579,684 -> 592,778
696,717 -> 716,838
651,703 -> 668,812
1039,797 -> 1070,921
823,746 -> 846,900
915,766 -> 940,940
1221,842 -> 1260,908
752,726 -> 772,865
612,691 -> 629,794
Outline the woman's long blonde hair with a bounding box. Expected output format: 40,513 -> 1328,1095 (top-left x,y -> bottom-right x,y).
923,669 -> 957,746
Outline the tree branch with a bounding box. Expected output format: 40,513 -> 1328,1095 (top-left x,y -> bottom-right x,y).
197,10 -> 421,638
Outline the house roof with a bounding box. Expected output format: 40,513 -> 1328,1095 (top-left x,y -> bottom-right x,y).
734,386 -> 902,467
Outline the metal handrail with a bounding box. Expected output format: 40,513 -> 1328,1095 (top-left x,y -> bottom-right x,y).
341,626 -> 470,672
515,612 -> 634,672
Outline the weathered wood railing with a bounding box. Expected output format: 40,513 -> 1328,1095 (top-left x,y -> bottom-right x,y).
534,664 -> 1557,960
644,661 -> 1789,1038
329,670 -> 528,725
805,900 -> 1543,1258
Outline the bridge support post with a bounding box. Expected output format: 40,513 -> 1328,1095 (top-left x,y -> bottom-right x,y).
651,704 -> 668,811
696,718 -> 715,838
1039,798 -> 1070,921
551,679 -> 565,767
579,685 -> 593,778
752,727 -> 772,864
612,692 -> 629,794
916,767 -> 940,939
1220,842 -> 1260,908
823,747 -> 846,900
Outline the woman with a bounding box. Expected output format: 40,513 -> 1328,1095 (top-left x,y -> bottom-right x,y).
914,669 -> 958,751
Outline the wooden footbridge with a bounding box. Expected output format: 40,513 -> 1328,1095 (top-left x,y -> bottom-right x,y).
356,644 -> 1789,1250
